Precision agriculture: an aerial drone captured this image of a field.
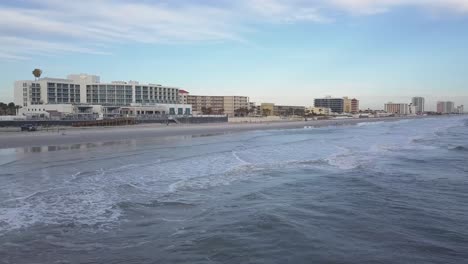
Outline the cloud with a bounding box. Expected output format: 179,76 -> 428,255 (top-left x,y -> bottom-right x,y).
1,0 -> 468,60
0,0 -> 243,60
329,0 -> 468,15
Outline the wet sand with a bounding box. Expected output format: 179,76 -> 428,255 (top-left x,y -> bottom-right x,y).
0,116 -> 428,149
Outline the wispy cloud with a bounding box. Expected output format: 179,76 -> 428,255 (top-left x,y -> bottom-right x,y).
245,0 -> 333,23
1,0 -> 468,60
0,0 -> 243,60
329,0 -> 468,15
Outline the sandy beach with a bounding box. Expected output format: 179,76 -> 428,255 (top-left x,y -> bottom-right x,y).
0,116 -> 436,149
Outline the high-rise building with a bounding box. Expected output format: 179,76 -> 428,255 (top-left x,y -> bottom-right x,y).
314,97 -> 344,113
411,97 -> 425,113
14,74 -> 180,107
178,90 -> 189,104
14,74 -> 190,118
384,103 -> 409,115
343,97 -> 352,113
456,105 -> 464,114
437,101 -> 455,114
351,98 -> 359,113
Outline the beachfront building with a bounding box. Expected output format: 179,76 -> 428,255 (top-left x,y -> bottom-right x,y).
314,97 -> 344,114
343,97 -> 352,113
351,98 -> 359,113
409,104 -> 417,115
275,105 -> 306,116
249,102 -> 259,116
456,105 -> 464,114
305,107 -> 332,116
258,103 -> 305,116
187,95 -> 250,116
384,103 -> 410,115
14,74 -> 189,118
120,103 -> 192,117
411,97 -> 425,114
437,101 -> 456,114
178,90 -> 189,105
260,103 -> 275,116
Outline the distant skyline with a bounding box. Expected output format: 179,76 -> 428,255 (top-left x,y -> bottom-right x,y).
1,0 -> 468,110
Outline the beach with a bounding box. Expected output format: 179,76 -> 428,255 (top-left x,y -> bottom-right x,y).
0,116 -> 429,149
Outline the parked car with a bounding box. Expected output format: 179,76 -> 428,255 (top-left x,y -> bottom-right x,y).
20,124 -> 37,132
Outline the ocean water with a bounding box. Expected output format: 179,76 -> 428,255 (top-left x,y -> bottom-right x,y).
0,117 -> 467,264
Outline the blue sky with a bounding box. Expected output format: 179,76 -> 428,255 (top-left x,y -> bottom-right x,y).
1,0 -> 468,110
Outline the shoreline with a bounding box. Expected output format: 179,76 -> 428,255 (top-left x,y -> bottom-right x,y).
0,116 -> 449,149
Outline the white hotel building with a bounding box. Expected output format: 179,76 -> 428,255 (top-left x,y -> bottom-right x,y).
14,74 -> 191,118
384,103 -> 411,115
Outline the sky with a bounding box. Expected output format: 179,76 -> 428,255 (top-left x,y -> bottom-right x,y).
1,0 -> 468,110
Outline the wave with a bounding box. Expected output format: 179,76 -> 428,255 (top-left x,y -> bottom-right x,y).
356,121 -> 385,127
449,146 -> 468,152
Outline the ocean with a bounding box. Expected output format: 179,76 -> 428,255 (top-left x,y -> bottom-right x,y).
0,116 -> 467,264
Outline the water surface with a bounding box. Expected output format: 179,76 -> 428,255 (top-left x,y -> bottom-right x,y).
1,117 -> 467,263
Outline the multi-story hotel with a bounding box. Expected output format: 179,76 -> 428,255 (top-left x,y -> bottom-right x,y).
351,98 -> 359,113
14,74 -> 191,117
186,94 -> 249,116
384,103 -> 410,115
178,89 -> 189,105
437,101 -> 455,114
343,97 -> 352,113
314,97 -> 344,113
411,97 -> 425,114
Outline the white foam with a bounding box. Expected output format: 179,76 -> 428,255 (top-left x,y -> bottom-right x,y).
356,121 -> 385,127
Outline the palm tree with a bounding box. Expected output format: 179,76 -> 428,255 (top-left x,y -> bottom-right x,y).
32,68 -> 42,81
15,105 -> 21,116
0,102 -> 6,115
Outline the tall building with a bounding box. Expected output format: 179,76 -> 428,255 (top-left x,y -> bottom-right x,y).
456,105 -> 464,114
384,103 -> 409,115
411,97 -> 425,113
314,97 -> 344,113
178,90 -> 189,104
437,101 -> 455,114
14,74 -> 180,107
14,74 -> 190,118
351,98 -> 359,113
187,95 -> 249,116
343,97 -> 352,113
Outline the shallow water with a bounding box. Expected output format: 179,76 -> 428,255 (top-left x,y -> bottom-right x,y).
0,117 -> 467,263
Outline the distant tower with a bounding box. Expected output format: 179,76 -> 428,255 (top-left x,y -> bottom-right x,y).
411,97 -> 425,114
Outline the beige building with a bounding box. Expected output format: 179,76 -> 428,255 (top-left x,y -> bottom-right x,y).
224,96 -> 250,116
384,103 -> 409,115
187,95 -> 249,116
260,103 -> 275,116
306,107 -> 332,116
343,97 -> 359,113
260,103 -> 306,116
343,97 -> 352,113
